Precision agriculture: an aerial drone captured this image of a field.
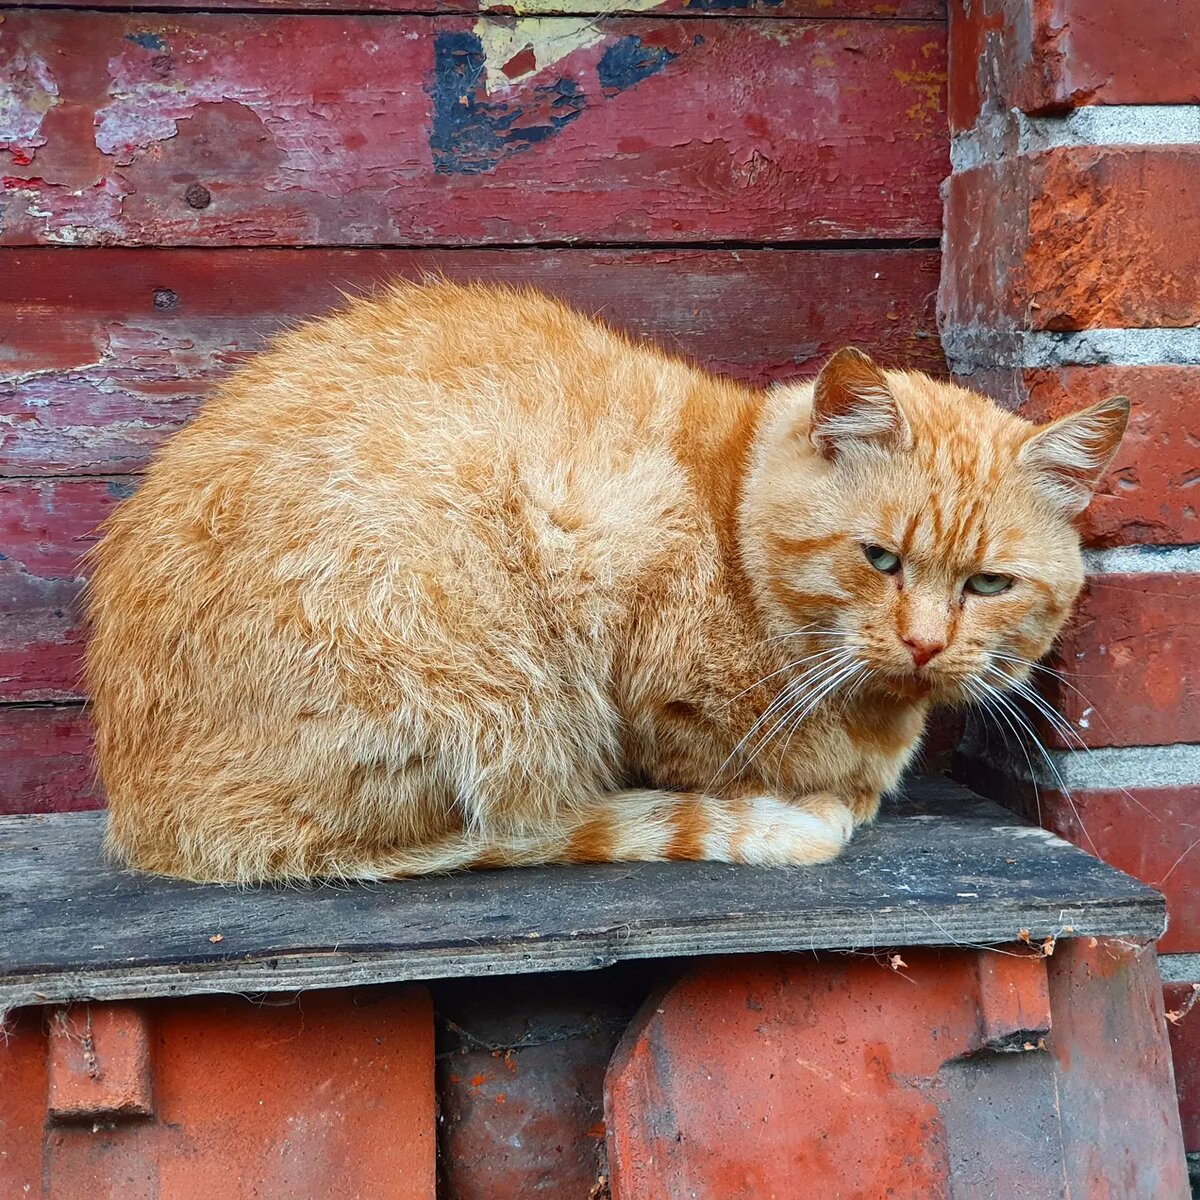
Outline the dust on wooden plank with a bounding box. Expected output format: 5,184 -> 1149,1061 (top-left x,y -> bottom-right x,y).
1,14 -> 947,247
0,777 -> 1165,1014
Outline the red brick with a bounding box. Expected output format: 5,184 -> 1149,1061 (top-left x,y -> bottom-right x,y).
1020,368 -> 1200,549
435,972 -> 644,1200
1046,575 -> 1200,750
34,988 -> 437,1199
961,769 -> 1200,955
605,949 -> 1186,1199
1164,981 -> 1200,1150
48,1003 -> 154,1121
1044,939 -> 1187,1196
0,1009 -> 48,1196
948,0 -> 1200,131
941,150 -> 1200,332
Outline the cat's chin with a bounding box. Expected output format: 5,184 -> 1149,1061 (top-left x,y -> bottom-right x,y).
875,673 -> 962,706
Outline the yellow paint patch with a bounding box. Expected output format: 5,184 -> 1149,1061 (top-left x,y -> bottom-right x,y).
473,7 -> 661,93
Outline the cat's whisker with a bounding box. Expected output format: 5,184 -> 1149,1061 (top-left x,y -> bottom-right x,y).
730,652 -> 859,778
962,677 -> 1045,832
772,658 -> 867,767
724,646 -> 847,708
973,675 -> 1099,857
986,666 -> 1160,823
775,660 -> 872,786
989,650 -> 1135,748
709,651 -> 853,786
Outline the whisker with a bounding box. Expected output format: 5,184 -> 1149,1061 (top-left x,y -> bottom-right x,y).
709,651 -> 852,786
987,666 -> 1160,823
738,655 -> 856,774
973,675 -> 1099,857
963,677 -> 1045,831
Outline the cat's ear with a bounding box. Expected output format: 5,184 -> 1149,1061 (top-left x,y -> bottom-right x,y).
1019,395 -> 1130,515
809,348 -> 911,460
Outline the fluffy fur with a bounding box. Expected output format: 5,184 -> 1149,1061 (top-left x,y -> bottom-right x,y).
84,282 -> 1128,882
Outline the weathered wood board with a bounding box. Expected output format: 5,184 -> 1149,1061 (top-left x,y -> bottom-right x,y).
0,246 -> 943,475
0,706 -> 100,815
0,776 -> 1166,1013
11,1 -> 945,14
1,13 -> 947,246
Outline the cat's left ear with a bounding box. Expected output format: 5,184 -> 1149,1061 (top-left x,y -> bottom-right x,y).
809,348 -> 911,460
1019,395 -> 1130,515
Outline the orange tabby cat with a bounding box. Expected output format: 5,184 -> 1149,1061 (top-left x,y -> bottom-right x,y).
84,282 -> 1128,882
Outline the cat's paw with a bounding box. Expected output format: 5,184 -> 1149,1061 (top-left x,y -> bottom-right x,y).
729,793 -> 853,867
849,790 -> 883,826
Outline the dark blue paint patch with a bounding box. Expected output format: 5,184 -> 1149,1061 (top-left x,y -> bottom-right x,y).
106,480 -> 137,500
427,32 -> 586,176
597,37 -> 679,97
126,31 -> 167,51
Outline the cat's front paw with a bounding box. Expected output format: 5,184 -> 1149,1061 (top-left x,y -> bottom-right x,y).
730,793 -> 853,867
849,790 -> 882,826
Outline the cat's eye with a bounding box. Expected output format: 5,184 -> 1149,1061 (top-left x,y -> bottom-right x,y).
863,544 -> 901,575
965,573 -> 1013,596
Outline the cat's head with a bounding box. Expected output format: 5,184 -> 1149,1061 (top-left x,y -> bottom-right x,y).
744,348 -> 1129,709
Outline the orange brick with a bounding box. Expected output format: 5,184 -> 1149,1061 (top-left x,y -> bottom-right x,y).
605,949 -> 1186,1198
25,987 -> 437,1200
948,0 -> 1200,132
942,150 -> 1200,333
48,1002 -> 153,1121
1046,575 -> 1199,749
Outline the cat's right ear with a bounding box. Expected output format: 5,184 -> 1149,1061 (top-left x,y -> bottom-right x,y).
809,348 -> 911,460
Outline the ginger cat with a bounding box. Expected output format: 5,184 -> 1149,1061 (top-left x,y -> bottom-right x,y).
85,282 -> 1128,883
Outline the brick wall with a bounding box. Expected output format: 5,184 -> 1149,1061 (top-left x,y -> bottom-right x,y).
941,0 -> 1200,1180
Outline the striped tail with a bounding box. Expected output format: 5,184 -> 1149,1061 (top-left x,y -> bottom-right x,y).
337,790 -> 856,880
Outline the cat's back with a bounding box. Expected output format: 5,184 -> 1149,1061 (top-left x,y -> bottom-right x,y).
180,281 -> 686,461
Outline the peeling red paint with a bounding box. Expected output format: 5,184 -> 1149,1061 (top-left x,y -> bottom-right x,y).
0,245 -> 944,475
0,13 -> 947,246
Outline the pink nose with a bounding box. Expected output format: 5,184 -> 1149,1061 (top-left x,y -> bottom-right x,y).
904,637 -> 945,668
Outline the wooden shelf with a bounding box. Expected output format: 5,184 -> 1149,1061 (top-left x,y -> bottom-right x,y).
0,776 -> 1164,1015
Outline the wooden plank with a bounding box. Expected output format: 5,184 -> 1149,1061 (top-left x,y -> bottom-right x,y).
0,777 -> 1165,1014
0,705 -> 100,816
6,1 -> 945,14
1,13 -> 947,246
0,246 -> 944,476
0,478 -> 124,704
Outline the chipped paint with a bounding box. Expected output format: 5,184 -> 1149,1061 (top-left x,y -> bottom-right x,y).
428,31 -> 586,174
597,35 -> 679,96
474,18 -> 606,93
0,50 -> 59,164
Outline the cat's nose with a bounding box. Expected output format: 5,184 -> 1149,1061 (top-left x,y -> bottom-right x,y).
903,636 -> 945,668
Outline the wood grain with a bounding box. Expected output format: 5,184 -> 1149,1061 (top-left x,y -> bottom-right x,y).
0,777 -> 1165,1015
0,246 -> 943,475
0,705 -> 100,816
5,1 -> 945,13
1,13 -> 947,246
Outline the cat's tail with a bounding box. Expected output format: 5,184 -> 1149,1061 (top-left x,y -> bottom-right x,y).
333,790 -> 855,880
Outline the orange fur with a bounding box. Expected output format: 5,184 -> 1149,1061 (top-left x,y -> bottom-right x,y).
84,283 -> 1128,882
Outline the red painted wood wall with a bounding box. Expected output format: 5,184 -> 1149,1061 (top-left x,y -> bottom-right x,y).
0,2 -> 948,811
